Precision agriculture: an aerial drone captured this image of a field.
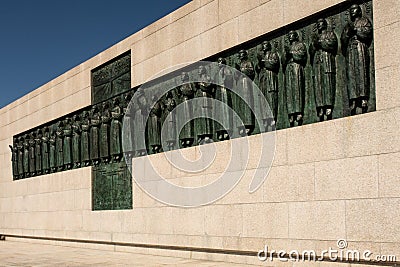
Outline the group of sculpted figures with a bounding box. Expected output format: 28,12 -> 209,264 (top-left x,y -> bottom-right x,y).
10,4 -> 373,179
264,4 -> 373,127
10,94 -> 131,179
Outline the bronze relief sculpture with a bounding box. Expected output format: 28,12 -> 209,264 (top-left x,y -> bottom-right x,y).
35,129 -> 43,175
258,41 -> 280,131
148,95 -> 163,154
17,137 -> 24,178
177,72 -> 195,148
235,49 -> 256,136
90,106 -> 101,166
215,57 -> 234,141
41,127 -> 50,174
164,91 -> 177,150
23,135 -> 29,177
310,18 -> 338,121
49,131 -> 56,173
72,114 -> 82,168
29,132 -> 36,176
80,111 -> 91,167
283,30 -> 307,127
9,139 -> 17,178
110,97 -> 123,161
63,117 -> 73,170
133,89 -> 149,157
341,4 -> 373,115
122,92 -> 134,159
100,102 -> 111,163
195,65 -> 214,145
9,1 -> 376,184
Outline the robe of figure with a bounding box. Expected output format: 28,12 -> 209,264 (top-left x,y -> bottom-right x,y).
147,101 -> 162,151
42,134 -> 50,172
17,142 -> 24,176
285,42 -> 307,116
72,122 -> 81,165
178,84 -> 195,141
56,128 -> 64,169
10,144 -> 18,178
81,118 -> 90,163
341,16 -> 373,101
100,109 -> 111,159
195,80 -> 214,139
236,60 -> 256,130
259,51 -> 280,122
110,105 -> 123,156
133,106 -> 148,153
164,95 -> 177,146
215,66 -> 234,137
29,138 -> 36,174
35,137 -> 42,174
23,141 -> 30,177
122,101 -> 134,154
49,136 -> 56,170
312,31 -> 338,109
63,124 -> 73,167
90,114 -> 101,161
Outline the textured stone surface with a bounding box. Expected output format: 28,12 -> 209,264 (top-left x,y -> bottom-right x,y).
238,0 -> 284,44
378,152 -> 400,197
373,0 -> 400,29
288,200 -> 346,240
375,65 -> 400,111
346,198 -> 400,243
283,0 -> 345,25
0,240 -> 260,266
374,21 -> 400,70
314,156 -> 379,200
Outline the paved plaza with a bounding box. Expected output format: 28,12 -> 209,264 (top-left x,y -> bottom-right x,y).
0,240 -> 252,266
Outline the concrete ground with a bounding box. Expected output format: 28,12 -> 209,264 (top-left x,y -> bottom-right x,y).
0,240 -> 251,266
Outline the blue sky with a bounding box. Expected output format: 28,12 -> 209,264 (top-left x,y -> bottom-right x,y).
0,0 -> 191,108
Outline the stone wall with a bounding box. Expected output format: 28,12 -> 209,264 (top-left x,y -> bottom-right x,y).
1,0 -> 399,266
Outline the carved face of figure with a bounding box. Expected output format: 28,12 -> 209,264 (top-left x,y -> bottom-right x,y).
350,4 -> 362,21
113,98 -> 119,107
217,57 -> 226,67
239,50 -> 248,60
181,72 -> 189,82
124,92 -> 132,103
198,66 -> 207,76
316,19 -> 327,32
24,135 -> 30,146
138,94 -> 147,109
151,95 -> 158,103
262,41 -> 271,52
288,31 -> 299,43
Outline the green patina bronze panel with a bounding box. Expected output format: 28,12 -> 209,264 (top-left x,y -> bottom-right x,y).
92,162 -> 132,210
92,53 -> 131,105
91,52 -> 132,211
